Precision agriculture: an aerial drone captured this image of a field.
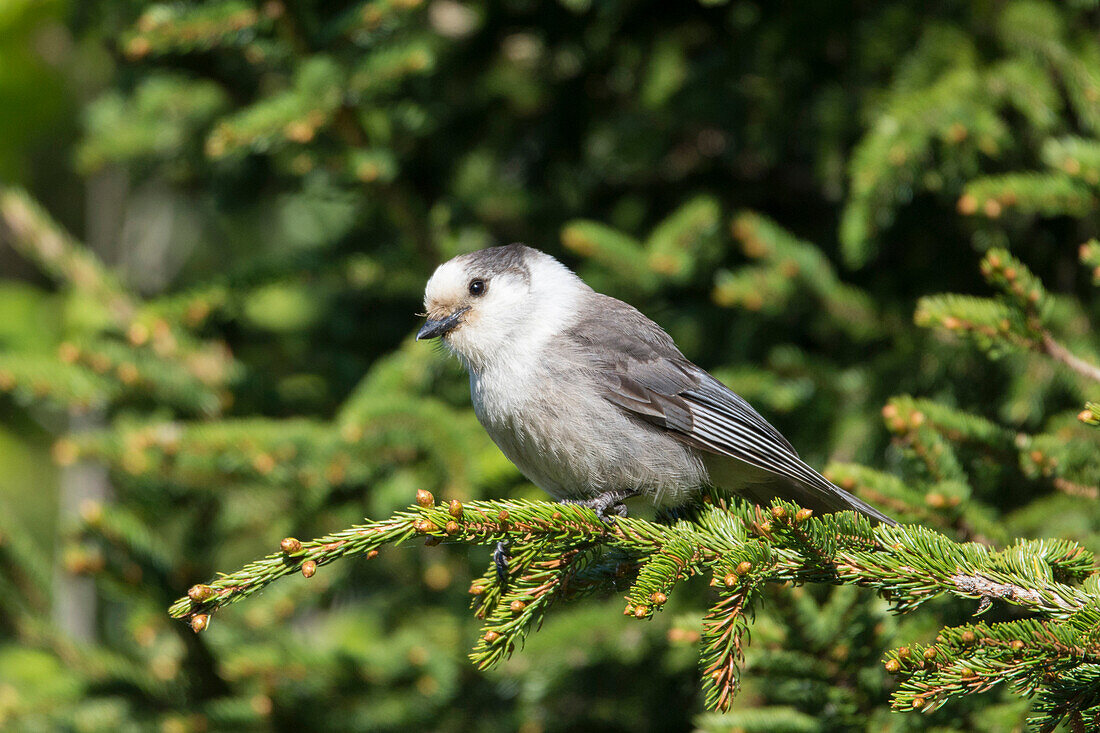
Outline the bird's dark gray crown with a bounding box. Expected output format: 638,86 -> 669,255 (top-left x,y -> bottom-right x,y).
459,243 -> 535,284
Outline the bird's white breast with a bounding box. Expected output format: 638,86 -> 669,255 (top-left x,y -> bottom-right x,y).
469,337 -> 708,506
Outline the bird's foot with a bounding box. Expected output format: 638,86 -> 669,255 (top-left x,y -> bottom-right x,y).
560,490 -> 639,523
492,540 -> 511,581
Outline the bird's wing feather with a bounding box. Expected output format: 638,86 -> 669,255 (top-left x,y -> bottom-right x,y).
567,294 -> 895,525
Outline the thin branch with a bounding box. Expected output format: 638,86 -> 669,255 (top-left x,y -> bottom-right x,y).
950,572 -> 1079,614
170,495 -> 1094,624
1042,332 -> 1100,384
1053,477 -> 1099,500
164,493 -> 1100,719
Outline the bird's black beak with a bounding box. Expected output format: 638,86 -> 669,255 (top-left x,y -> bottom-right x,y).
416,307 -> 468,340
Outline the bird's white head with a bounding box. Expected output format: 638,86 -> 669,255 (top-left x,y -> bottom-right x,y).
418,244 -> 589,371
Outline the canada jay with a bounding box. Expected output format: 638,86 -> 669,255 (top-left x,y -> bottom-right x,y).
417,244 -> 894,526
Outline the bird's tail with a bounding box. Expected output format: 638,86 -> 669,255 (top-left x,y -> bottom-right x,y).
789,466 -> 897,526
745,475 -> 896,526
704,453 -> 897,525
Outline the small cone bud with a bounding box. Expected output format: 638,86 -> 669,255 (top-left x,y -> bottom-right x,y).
301,560 -> 317,578
251,453 -> 275,474
624,604 -> 635,616
923,646 -> 937,661
58,342 -> 80,363
127,322 -> 149,345
884,659 -> 900,673
483,631 -> 500,643
723,573 -> 737,587
1079,409 -> 1094,422
898,646 -> 911,660
52,439 -> 80,467
1011,640 -> 1025,652
367,550 -> 379,560
770,505 -> 786,520
415,489 -> 434,507
736,561 -> 753,576
650,592 -> 667,605
80,500 -> 103,526
961,630 -> 976,644
190,614 -> 210,633
794,508 -> 813,523
510,600 -> 526,613
116,362 -> 139,384
445,520 -> 460,534
633,605 -> 648,618
448,499 -> 463,518
497,510 -> 509,522
188,584 -> 215,603
469,584 -> 485,595
911,697 -> 924,709
280,537 -> 303,555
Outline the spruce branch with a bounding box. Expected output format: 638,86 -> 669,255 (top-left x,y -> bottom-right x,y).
879,395 -> 1100,510
120,2 -> 271,60
0,187 -> 239,415
917,248 -> 1100,386
700,578 -> 757,711
723,212 -> 880,338
1081,240 -> 1100,285
959,173 -> 1095,220
1040,332 -> 1100,384
169,491 -> 1099,717
885,617 -> 1100,728
0,187 -> 134,323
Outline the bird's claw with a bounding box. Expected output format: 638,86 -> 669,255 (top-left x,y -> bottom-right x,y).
561,490 -> 637,524
599,502 -> 629,523
492,540 -> 510,581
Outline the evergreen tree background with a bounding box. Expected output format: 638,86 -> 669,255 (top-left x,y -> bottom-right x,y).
2,1 -> 1100,730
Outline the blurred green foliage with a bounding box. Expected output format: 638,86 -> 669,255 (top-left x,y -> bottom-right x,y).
1,0 -> 1099,730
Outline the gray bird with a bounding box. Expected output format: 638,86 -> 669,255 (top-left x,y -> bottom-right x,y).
417,244 -> 894,526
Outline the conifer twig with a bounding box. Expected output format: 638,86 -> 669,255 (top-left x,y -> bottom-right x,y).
1041,332 -> 1100,384
169,492 -> 1099,718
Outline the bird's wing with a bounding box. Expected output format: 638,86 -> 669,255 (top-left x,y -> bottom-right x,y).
567,295 -> 895,525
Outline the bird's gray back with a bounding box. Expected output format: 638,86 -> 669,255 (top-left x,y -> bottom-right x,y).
561,292 -> 896,524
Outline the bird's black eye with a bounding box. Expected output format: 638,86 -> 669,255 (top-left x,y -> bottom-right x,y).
468,279 -> 486,296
